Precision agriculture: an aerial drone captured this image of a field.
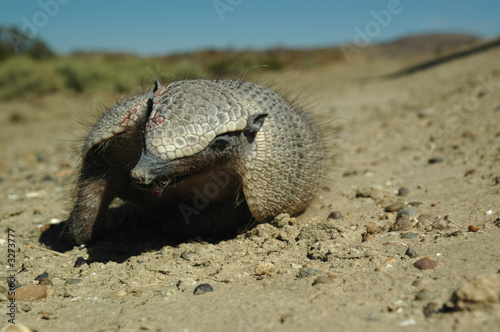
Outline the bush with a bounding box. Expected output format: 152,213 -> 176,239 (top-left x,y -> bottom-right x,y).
0,57 -> 62,99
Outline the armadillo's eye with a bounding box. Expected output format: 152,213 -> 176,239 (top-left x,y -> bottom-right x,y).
210,134 -> 231,151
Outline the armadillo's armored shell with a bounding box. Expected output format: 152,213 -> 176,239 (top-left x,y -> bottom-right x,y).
223,81 -> 324,222
82,92 -> 152,157
145,80 -> 255,161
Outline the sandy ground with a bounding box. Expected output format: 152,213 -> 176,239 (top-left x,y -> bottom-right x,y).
0,47 -> 500,332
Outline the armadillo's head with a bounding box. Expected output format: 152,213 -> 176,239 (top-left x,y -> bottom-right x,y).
130,80 -> 267,197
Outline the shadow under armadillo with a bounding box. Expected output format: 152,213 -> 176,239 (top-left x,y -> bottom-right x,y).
39,200 -> 254,264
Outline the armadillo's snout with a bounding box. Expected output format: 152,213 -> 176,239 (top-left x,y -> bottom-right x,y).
131,166 -> 154,185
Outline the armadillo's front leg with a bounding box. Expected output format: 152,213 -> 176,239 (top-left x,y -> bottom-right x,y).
66,162 -> 116,244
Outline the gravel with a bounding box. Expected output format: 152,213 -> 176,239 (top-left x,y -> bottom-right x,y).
414,258 -> 437,270
385,201 -> 405,212
327,211 -> 343,220
193,284 -> 214,295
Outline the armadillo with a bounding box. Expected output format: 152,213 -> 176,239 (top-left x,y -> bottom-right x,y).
66,79 -> 324,244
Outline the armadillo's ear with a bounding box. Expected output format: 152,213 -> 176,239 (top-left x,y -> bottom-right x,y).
153,79 -> 163,93
245,113 -> 268,133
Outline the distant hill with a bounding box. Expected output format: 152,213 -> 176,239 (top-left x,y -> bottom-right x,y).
68,33 -> 485,68
366,33 -> 482,58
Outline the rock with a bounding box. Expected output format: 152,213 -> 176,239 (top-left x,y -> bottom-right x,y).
468,225 -> 480,232
405,247 -> 419,258
415,288 -> 436,301
312,276 -> 336,286
452,273 -> 500,310
180,251 -> 199,261
362,232 -> 373,242
41,175 -> 54,182
297,268 -> 320,278
355,185 -> 386,201
397,187 -> 409,197
0,323 -> 34,332
327,211 -> 343,220
390,216 -> 413,231
65,279 -> 82,285
37,277 -> 53,286
428,157 -> 444,164
401,232 -> 417,239
385,201 -> 405,212
423,302 -> 439,317
414,258 -> 437,270
177,278 -> 197,292
114,290 -> 128,297
271,213 -> 290,227
366,223 -> 380,234
9,285 -> 47,301
193,284 -> 213,295
38,311 -> 58,320
397,209 -> 416,220
255,263 -> 274,276
418,107 -> 433,118
74,257 -> 88,268
432,215 -> 456,231
34,272 -> 49,280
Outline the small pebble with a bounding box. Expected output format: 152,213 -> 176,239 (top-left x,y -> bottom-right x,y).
255,263 -> 274,276
397,187 -> 409,197
452,273 -> 500,310
41,175 -> 54,182
401,232 -> 418,239
423,302 -> 439,317
114,290 -> 128,297
0,323 -> 34,332
297,268 -> 320,278
193,284 -> 213,295
26,191 -> 45,198
49,218 -> 61,224
407,201 -> 423,206
9,285 -> 47,301
485,210 -> 493,215
397,209 -> 416,220
180,251 -> 199,261
271,213 -> 290,227
418,107 -> 433,118
428,157 -> 444,164
385,201 -> 405,212
36,153 -> 46,162
390,216 -> 413,231
399,319 -> 416,327
37,277 -> 53,286
414,258 -> 437,270
312,276 -> 335,286
327,211 -> 343,220
34,272 -> 49,281
74,257 -> 88,268
362,232 -> 373,242
468,225 -> 479,232
415,288 -> 436,301
405,247 -> 419,258
65,279 -> 82,285
366,223 -> 380,234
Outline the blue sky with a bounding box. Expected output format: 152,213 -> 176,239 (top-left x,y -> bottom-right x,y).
1,0 -> 499,55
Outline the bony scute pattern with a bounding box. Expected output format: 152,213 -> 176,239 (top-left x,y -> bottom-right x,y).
145,81 -> 250,161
